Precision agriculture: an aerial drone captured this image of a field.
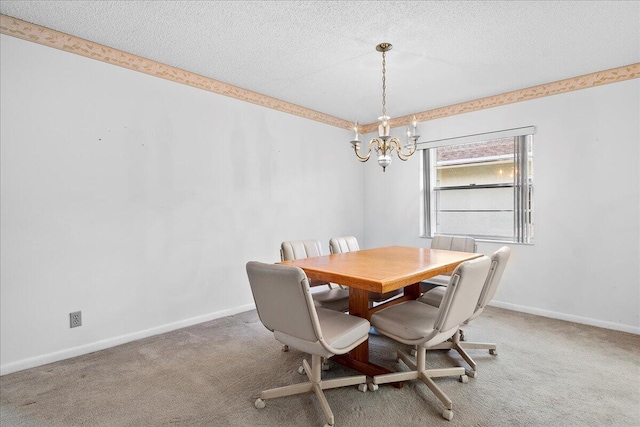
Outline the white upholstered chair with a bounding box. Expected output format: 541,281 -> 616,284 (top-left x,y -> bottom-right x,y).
418,246 -> 511,377
281,240 -> 350,312
421,235 -> 477,291
369,256 -> 491,421
246,261 -> 370,427
328,236 -> 402,305
431,235 -> 477,252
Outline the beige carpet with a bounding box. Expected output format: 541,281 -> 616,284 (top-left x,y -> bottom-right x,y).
1,306 -> 639,426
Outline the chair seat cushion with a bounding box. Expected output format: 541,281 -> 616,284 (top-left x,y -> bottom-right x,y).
312,287 -> 349,303
274,308 -> 369,358
312,288 -> 350,312
316,307 -> 370,352
371,300 -> 439,341
417,286 -> 446,307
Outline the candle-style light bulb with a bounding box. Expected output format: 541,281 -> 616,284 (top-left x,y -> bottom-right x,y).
378,116 -> 391,137
353,121 -> 359,141
382,119 -> 389,137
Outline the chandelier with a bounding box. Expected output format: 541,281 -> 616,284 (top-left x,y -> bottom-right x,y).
350,43 -> 420,172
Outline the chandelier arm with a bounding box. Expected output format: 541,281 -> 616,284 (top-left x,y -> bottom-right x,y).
374,138 -> 388,156
394,138 -> 418,161
383,138 -> 398,156
352,139 -> 377,162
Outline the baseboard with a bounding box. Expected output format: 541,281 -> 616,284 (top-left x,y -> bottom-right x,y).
0,303 -> 256,376
490,300 -> 640,335
4,300 -> 636,375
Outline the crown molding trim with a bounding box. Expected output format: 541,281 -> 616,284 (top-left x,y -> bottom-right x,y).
0,14 -> 352,130
359,62 -> 640,133
2,14 -> 638,134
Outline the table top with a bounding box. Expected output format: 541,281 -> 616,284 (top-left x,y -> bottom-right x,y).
279,245 -> 482,293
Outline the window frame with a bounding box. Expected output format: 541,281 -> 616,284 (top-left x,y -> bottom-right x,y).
420,127 -> 535,245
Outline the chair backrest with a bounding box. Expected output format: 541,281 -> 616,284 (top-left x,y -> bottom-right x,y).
280,240 -> 323,261
280,240 -> 329,288
431,235 -> 477,253
434,256 -> 491,333
329,236 -> 360,254
468,246 -> 511,321
246,261 -> 321,342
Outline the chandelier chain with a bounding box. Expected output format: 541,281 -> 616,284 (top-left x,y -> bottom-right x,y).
381,50 -> 386,117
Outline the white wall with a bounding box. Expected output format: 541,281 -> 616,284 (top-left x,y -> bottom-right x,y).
2,33 -> 637,376
362,78 -> 640,334
0,35 -> 364,374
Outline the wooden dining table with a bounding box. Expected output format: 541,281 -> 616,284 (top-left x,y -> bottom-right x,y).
279,245 -> 483,380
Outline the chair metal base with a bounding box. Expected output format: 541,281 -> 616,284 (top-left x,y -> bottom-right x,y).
255,354 -> 366,426
427,329 -> 498,377
372,347 -> 467,421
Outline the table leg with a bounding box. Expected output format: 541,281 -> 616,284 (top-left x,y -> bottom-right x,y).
346,288 -> 370,361
403,282 -> 422,299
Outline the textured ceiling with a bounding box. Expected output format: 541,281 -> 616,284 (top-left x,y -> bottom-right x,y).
1,1 -> 639,124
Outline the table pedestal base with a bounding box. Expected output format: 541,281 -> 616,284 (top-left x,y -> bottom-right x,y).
332,340 -> 403,388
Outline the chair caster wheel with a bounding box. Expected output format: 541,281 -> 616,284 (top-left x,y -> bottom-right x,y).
281,344 -> 289,352
459,330 -> 466,341
468,370 -> 478,379
357,383 -> 368,393
368,383 -> 379,392
489,349 -> 498,355
322,362 -> 330,371
297,366 -> 305,375
254,398 -> 266,409
459,375 -> 468,384
442,409 -> 454,420
410,348 -> 417,357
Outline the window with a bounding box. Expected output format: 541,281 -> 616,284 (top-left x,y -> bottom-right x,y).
421,128 -> 534,244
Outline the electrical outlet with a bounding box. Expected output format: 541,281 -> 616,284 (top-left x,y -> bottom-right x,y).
70,311 -> 82,328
